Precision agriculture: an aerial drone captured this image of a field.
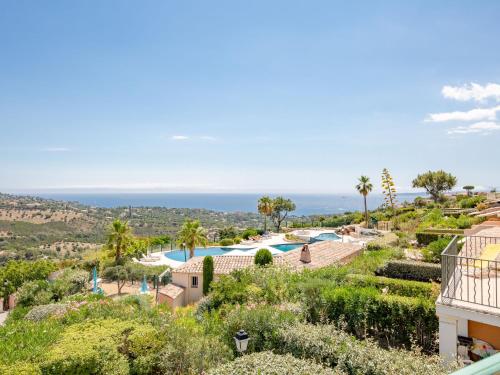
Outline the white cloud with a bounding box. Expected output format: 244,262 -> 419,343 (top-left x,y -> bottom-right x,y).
42,147 -> 70,152
200,136 -> 216,141
447,121 -> 500,135
442,82 -> 500,102
426,106 -> 500,122
171,135 -> 189,140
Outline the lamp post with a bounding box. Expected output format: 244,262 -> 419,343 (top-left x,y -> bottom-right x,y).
234,330 -> 249,355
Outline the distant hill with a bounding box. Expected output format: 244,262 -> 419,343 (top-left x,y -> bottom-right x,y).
0,193 -> 262,263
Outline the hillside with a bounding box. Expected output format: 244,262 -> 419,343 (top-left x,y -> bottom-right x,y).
0,193 -> 262,263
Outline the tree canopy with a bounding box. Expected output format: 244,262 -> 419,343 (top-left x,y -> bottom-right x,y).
270,197 -> 296,232
412,170 -> 457,202
356,176 -> 373,228
177,219 -> 208,259
106,219 -> 133,264
258,196 -> 274,233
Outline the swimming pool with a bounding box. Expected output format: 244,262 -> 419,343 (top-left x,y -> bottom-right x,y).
164,247 -> 230,261
270,243 -> 305,252
312,232 -> 341,241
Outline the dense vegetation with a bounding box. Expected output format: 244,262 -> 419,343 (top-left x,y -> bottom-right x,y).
0,236 -> 462,374
1,175 -> 493,374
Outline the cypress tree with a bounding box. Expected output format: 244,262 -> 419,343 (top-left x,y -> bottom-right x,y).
202,256 -> 214,295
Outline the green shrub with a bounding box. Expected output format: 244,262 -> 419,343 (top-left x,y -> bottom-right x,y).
415,232 -> 440,246
0,362 -> 41,375
241,228 -> 259,240
40,319 -> 136,374
455,214 -> 474,229
208,265 -> 295,309
222,305 -> 298,354
376,260 -> 441,282
365,242 -> 383,251
459,195 -> 485,208
0,319 -> 63,366
0,259 -> 57,307
208,352 -> 341,375
423,237 -> 452,263
343,274 -> 437,299
147,316 -> 233,374
219,238 -> 234,246
24,303 -> 69,322
254,249 -> 273,266
319,286 -> 438,351
276,323 -> 459,375
50,269 -> 89,301
16,280 -> 53,307
203,256 -> 214,295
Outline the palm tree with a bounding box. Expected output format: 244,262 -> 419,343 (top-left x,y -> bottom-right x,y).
106,219 -> 133,264
356,176 -> 373,228
177,219 -> 208,259
257,196 -> 274,233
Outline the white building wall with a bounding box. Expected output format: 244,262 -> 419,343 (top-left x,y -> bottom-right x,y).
438,314 -> 458,363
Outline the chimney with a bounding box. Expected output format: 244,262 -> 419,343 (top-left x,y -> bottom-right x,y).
300,244 -> 311,263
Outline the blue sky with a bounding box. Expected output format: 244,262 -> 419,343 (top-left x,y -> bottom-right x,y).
1,1 -> 500,194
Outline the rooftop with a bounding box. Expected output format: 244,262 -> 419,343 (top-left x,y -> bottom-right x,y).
158,283 -> 185,299
172,240 -> 363,275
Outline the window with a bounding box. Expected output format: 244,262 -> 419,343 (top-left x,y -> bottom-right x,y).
191,276 -> 198,288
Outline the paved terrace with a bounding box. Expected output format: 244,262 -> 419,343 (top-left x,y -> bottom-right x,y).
172,240 -> 363,275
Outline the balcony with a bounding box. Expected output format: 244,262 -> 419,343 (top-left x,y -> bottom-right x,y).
440,235 -> 500,314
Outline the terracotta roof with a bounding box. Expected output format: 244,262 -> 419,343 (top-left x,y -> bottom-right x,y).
172,255 -> 256,274
172,241 -> 363,275
158,283 -> 185,299
281,240 -> 363,270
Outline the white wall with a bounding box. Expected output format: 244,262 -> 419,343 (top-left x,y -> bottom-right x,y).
439,314 -> 458,362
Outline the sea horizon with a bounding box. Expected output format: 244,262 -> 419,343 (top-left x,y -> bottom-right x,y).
21,192 -> 424,216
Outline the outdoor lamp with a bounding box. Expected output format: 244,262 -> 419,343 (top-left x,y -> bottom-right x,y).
234,330 -> 250,353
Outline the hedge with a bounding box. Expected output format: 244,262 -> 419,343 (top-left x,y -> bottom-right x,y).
343,274 -> 437,299
376,260 -> 441,282
208,352 -> 342,375
320,286 -> 438,352
415,232 -> 440,246
275,323 -> 459,375
219,238 -> 234,246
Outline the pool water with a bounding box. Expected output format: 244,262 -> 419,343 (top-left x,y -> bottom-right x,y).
165,233 -> 340,262
165,247 -> 230,261
270,243 -> 305,252
313,232 -> 341,241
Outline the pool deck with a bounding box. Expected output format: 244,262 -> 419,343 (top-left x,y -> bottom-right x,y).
138,229 -> 364,269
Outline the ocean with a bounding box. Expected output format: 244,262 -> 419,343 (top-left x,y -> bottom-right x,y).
34,193 -> 423,216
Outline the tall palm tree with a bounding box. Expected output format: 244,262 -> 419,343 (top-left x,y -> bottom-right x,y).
257,196 -> 274,233
177,219 -> 208,259
356,176 -> 373,228
106,219 -> 133,264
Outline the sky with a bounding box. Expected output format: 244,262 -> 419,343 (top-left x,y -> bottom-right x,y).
1,1 -> 500,194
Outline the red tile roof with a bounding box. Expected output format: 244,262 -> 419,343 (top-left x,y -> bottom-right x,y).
172,241 -> 363,275
158,283 -> 185,299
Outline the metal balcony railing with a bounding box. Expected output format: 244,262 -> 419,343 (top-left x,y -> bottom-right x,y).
441,235 -> 500,310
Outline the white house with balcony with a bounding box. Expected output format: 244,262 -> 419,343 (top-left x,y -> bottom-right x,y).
436,221 -> 500,362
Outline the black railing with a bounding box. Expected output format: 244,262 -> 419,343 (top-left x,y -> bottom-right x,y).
441,235 -> 500,309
